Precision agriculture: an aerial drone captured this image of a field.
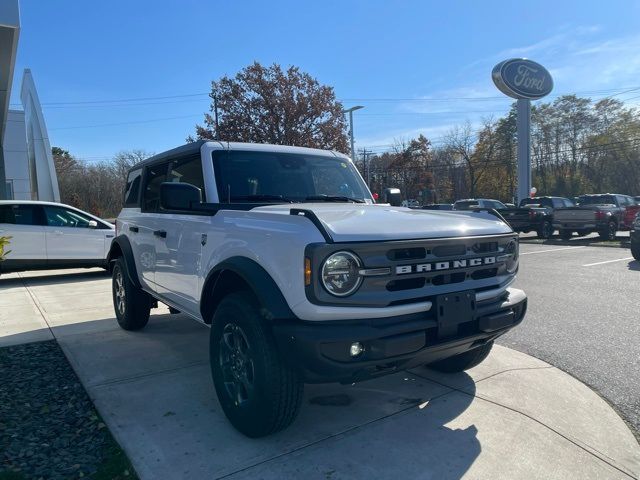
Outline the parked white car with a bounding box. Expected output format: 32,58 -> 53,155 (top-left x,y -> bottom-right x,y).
0,200 -> 114,273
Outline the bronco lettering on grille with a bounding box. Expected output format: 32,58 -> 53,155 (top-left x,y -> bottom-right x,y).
396,256 -> 497,275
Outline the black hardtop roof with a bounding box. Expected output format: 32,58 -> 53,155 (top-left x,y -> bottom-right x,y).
130,140 -> 209,171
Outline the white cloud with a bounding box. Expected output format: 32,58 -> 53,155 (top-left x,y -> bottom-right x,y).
359,25 -> 640,149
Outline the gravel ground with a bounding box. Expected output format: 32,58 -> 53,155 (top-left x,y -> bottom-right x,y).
0,341 -> 136,480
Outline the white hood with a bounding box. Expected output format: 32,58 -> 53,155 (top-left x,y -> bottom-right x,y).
254,204 -> 513,242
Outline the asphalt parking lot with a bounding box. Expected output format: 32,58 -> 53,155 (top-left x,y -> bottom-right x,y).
1,267 -> 639,479
501,242 -> 640,436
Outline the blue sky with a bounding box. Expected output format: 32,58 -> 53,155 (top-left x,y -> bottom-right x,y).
9,0 -> 640,161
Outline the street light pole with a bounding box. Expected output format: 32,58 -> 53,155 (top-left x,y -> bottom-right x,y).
343,105 -> 364,160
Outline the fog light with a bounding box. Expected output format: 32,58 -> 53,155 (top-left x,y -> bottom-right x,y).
350,342 -> 364,357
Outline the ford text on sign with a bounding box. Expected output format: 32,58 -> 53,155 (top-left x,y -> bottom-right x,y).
492,58 -> 553,100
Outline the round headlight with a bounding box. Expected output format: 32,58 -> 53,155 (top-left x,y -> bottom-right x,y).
504,240 -> 519,274
321,251 -> 362,297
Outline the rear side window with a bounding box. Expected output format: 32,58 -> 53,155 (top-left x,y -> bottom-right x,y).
0,204 -> 42,225
143,163 -> 169,211
124,169 -> 142,207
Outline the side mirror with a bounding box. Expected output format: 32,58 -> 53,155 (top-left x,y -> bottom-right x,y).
384,187 -> 403,207
160,182 -> 202,211
88,220 -> 98,229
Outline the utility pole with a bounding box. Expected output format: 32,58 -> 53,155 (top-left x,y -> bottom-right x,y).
343,105 -> 364,161
213,93 -> 220,138
360,148 -> 372,187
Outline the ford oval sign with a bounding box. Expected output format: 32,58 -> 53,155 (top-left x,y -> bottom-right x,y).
492,58 -> 553,100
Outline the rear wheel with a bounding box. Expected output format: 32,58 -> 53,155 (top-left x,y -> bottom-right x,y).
560,230 -> 573,240
598,221 -> 617,241
537,220 -> 553,239
631,240 -> 640,261
427,341 -> 494,373
210,292 -> 303,437
111,257 -> 151,331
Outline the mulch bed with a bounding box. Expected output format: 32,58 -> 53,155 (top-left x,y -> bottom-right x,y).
0,341 -> 136,480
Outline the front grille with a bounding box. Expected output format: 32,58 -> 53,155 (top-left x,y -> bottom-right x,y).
305,233 -> 517,307
387,247 -> 426,261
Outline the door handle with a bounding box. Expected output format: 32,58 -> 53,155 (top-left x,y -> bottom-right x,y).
153,230 -> 167,239
129,226 -> 139,233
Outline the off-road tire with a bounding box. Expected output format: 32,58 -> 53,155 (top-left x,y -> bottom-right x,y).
427,341 -> 494,373
111,257 -> 151,331
598,221 -> 617,241
560,230 -> 573,240
537,220 -> 553,239
631,241 -> 640,261
210,292 -> 304,437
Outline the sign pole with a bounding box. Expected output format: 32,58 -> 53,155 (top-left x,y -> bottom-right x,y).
516,98 -> 531,204
492,58 -> 552,204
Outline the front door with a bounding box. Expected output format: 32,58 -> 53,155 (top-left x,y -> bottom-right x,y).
41,205 -> 107,262
152,155 -> 207,316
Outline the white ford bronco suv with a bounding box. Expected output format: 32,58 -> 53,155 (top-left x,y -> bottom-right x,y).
108,140 -> 527,437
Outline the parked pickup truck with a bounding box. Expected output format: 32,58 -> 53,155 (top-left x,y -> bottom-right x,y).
454,197 -> 572,239
553,194 -> 636,240
108,141 -> 527,437
513,196 -> 575,239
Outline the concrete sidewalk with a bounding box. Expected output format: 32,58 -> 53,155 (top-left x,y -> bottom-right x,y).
1,269 -> 639,479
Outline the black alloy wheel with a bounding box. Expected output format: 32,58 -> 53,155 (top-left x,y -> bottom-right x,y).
218,323 -> 255,407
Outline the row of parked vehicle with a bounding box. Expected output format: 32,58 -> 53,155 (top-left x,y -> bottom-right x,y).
420,194 -> 640,241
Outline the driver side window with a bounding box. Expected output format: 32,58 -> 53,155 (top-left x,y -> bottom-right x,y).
43,206 -> 92,228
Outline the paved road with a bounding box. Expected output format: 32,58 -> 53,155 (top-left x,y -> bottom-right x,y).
499,243 -> 640,436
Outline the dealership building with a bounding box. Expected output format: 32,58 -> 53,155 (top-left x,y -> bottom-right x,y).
0,0 -> 59,201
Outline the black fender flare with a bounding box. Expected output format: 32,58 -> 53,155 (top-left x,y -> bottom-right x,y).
107,235 -> 141,289
201,256 -> 294,323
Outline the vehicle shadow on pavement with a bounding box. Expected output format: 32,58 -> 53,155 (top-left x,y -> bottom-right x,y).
0,314 -> 482,479
5,269 -> 110,285
627,260 -> 640,271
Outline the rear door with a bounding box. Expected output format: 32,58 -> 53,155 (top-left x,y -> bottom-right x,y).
0,203 -> 47,268
42,205 -> 111,261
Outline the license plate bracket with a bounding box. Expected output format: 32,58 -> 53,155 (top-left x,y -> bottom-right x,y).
436,290 -> 475,339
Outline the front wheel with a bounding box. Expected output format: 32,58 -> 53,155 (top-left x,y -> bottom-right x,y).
427,341 -> 493,373
210,292 -> 303,437
111,257 -> 151,331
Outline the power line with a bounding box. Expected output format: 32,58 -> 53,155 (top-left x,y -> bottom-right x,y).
9,86 -> 640,109
48,114 -> 202,131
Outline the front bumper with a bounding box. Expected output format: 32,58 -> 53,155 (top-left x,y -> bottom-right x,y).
273,287 -> 527,384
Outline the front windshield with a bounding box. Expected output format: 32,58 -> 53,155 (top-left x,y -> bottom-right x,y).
212,150 -> 371,203
578,195 -> 616,206
454,200 -> 479,210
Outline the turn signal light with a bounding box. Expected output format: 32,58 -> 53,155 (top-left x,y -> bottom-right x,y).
304,257 -> 312,286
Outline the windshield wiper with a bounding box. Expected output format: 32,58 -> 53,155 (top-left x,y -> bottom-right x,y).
304,195 -> 365,204
230,194 -> 295,203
